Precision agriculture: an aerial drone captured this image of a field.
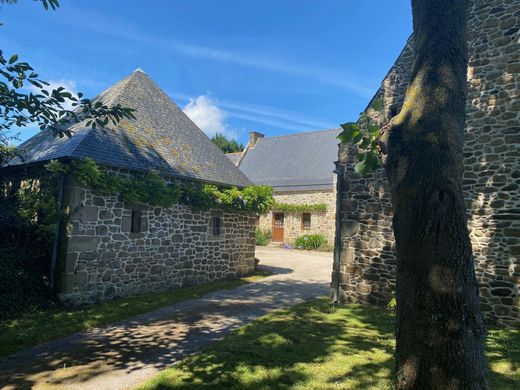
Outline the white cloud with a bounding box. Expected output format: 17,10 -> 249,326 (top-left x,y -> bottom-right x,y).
28,79 -> 79,111
183,95 -> 234,138
172,92 -> 335,133
54,7 -> 376,98
217,99 -> 336,131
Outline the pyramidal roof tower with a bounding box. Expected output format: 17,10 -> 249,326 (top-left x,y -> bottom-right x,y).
10,69 -> 251,187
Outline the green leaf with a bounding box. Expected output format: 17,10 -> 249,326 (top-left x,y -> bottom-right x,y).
372,99 -> 383,112
354,152 -> 379,176
354,160 -> 370,176
359,137 -> 371,149
338,122 -> 361,143
340,122 -> 360,133
368,124 -> 380,134
8,55 -> 18,64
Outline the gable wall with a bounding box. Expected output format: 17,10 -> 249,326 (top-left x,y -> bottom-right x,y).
258,188 -> 336,246
57,172 -> 256,304
334,0 -> 520,327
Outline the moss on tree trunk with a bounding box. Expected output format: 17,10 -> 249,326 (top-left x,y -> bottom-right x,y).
381,0 -> 488,388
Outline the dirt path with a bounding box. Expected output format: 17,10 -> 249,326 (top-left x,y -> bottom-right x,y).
0,247 -> 332,390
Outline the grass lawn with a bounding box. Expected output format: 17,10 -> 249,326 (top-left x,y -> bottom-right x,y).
139,299 -> 519,390
0,270 -> 270,357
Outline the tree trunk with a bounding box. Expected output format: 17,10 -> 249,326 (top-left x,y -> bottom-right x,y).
381,1 -> 488,388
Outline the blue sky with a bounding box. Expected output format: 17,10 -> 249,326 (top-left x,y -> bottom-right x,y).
1,0 -> 412,145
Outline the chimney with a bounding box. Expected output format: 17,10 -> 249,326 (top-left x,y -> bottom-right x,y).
249,131 -> 264,148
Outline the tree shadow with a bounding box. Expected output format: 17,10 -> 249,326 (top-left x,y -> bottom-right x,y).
141,301 -> 395,389
0,278 -> 330,389
485,327 -> 520,390
256,264 -> 293,276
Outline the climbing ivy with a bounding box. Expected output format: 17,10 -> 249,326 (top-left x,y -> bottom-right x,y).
272,202 -> 327,213
46,158 -> 274,214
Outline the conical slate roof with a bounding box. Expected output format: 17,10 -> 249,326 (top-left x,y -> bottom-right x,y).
9,69 -> 252,187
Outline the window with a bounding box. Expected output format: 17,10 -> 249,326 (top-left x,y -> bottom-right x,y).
302,213 -> 311,230
131,210 -> 142,233
211,216 -> 221,236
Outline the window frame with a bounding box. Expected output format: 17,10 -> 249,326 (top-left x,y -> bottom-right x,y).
211,216 -> 221,236
301,212 -> 311,230
131,210 -> 142,233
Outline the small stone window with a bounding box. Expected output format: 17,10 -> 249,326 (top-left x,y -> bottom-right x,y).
131,210 -> 142,233
211,216 -> 221,236
302,213 -> 311,230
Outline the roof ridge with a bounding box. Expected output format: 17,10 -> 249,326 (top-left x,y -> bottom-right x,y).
9,70 -> 252,187
66,73 -> 138,158
363,34 -> 413,112
259,128 -> 340,141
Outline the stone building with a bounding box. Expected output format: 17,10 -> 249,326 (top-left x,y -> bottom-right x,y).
229,129 -> 339,245
333,0 -> 520,326
6,69 -> 256,304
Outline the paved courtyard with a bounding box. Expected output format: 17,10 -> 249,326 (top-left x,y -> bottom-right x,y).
0,247 -> 332,390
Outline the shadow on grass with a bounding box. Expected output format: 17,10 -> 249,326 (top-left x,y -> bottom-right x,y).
139,300 -> 395,390
0,270 -> 276,358
486,327 -> 520,390
0,278 -> 329,389
138,300 -> 519,390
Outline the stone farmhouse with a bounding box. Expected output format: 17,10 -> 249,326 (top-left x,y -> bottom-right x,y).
333,0 -> 520,327
228,129 -> 340,245
6,69 -> 256,304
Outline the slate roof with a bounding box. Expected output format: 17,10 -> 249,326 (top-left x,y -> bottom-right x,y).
238,128 -> 340,191
8,69 -> 252,188
225,152 -> 242,165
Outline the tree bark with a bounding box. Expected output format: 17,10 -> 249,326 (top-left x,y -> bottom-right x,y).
381,1 -> 488,388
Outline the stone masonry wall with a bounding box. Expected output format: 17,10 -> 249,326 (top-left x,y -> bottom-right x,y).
57,174 -> 256,304
334,0 -> 520,327
258,188 -> 336,246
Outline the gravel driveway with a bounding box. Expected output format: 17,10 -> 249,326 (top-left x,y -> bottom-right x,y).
0,247 -> 332,390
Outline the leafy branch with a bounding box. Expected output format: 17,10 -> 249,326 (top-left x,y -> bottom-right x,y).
0,0 -> 135,154
337,99 -> 383,176
0,51 -> 135,137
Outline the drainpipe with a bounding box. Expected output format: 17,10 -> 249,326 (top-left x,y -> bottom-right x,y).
49,172 -> 65,294
332,160 -> 344,303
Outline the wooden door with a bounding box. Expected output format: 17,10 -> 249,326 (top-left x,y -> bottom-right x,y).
272,212 -> 284,242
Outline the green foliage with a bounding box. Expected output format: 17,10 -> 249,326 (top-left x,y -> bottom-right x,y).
294,234 -> 327,250
255,228 -> 272,246
48,158 -> 274,214
387,292 -> 397,309
0,143 -> 14,165
272,202 -> 327,213
0,173 -> 58,320
211,133 -> 244,153
0,49 -> 135,136
337,99 -> 383,176
0,0 -> 134,150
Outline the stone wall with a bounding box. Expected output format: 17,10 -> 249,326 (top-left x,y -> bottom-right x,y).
258,188 -> 336,245
57,174 -> 256,304
334,0 -> 520,327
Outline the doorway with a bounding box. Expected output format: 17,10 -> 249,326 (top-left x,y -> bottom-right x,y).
272,212 -> 284,242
